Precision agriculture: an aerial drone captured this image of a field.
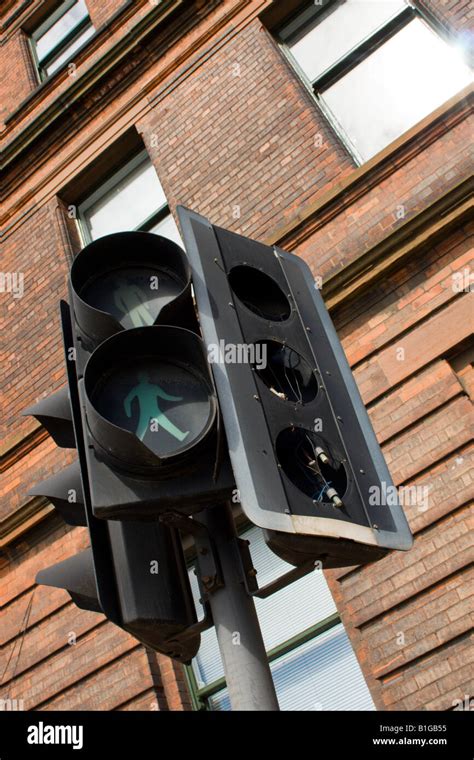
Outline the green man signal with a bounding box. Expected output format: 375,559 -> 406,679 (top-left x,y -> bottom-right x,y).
124,371 -> 189,443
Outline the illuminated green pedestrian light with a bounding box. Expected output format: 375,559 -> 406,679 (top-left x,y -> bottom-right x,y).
87,354 -> 214,460
124,371 -> 189,443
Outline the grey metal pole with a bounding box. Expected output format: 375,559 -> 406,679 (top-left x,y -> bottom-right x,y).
198,503 -> 280,711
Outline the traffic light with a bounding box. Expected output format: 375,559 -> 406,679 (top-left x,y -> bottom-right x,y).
68,232 -> 234,520
178,207 -> 413,568
28,461 -> 85,526
24,204 -> 413,677
24,287 -> 205,663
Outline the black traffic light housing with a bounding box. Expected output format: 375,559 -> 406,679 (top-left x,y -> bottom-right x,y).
28,460 -> 85,526
68,232 -> 234,520
37,549 -> 101,613
24,296 -> 205,664
24,205 -> 414,671
178,207 -> 413,568
69,231 -> 195,351
61,299 -> 203,662
23,386 -> 75,448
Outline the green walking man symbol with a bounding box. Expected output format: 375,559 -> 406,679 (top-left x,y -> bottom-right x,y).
124,371 -> 189,443
113,278 -> 155,327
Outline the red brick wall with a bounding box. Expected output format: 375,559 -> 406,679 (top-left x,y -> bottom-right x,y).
2,201 -> 69,440
1,0 -> 472,712
324,223 -> 473,710
1,0 -> 175,132
291,114 -> 472,282
86,0 -> 127,30
139,18 -> 353,238
0,30 -> 37,123
418,0 -> 474,33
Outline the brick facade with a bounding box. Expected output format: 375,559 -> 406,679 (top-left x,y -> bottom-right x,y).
1,0 -> 472,711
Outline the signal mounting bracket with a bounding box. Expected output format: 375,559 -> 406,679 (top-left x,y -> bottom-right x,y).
159,511 -> 223,601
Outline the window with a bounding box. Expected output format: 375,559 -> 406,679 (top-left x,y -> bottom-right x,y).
78,152 -> 181,246
279,0 -> 473,163
31,0 -> 94,80
187,525 -> 375,711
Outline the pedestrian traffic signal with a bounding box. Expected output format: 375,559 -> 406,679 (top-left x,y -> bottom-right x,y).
178,207 -> 413,568
24,296 -> 204,663
68,231 -> 234,520
83,326 -> 215,467
69,231 -> 196,355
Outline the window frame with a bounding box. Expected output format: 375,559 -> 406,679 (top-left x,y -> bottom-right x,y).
77,151 -> 172,246
30,0 -> 94,82
277,0 -> 467,165
187,612 -> 341,710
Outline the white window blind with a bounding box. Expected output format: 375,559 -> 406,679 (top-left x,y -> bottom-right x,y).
322,17 -> 473,160
44,25 -> 95,76
35,0 -> 89,61
208,624 -> 375,711
33,0 -> 94,78
288,0 -> 405,82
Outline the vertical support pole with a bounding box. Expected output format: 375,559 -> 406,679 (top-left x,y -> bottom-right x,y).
198,503 -> 280,711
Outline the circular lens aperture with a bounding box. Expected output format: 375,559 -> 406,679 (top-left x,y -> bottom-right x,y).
80,266 -> 183,329
253,341 -> 317,404
228,266 -> 291,321
89,359 -> 213,458
276,428 -> 347,503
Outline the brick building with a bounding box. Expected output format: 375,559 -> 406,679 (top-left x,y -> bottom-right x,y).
1,0 -> 472,712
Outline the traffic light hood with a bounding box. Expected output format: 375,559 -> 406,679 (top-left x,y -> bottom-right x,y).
70,231 -> 193,351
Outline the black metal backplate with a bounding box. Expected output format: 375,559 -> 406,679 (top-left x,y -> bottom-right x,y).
178,207 -> 413,555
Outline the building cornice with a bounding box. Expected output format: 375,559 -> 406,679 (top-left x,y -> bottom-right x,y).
1,0 -> 188,161
0,422 -> 47,473
323,180 -> 473,312
1,0 -> 252,218
0,497 -> 54,551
